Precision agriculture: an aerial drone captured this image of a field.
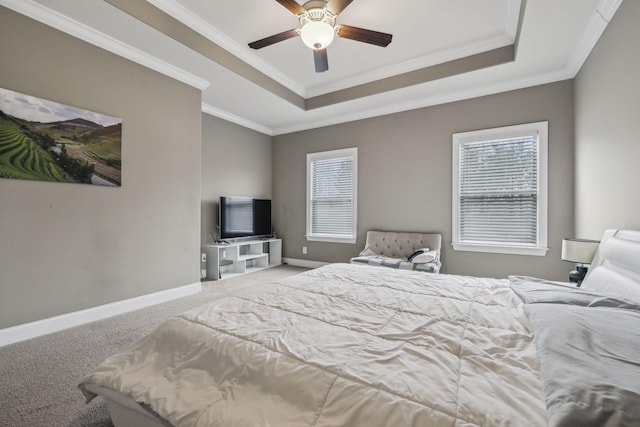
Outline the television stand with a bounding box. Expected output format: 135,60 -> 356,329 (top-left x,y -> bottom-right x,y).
203,239 -> 282,281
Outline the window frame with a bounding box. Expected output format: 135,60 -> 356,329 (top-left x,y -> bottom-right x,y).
452,121 -> 548,256
306,147 -> 358,244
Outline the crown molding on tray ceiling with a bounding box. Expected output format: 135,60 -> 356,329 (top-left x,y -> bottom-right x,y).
272,66 -> 574,136
563,0 -> 623,77
147,0 -> 307,98
597,0 -> 623,22
304,35 -> 515,99
201,103 -> 274,136
147,0 -> 517,100
104,0 -> 306,110
0,0 -> 209,91
305,45 -> 514,110
104,0 -> 521,111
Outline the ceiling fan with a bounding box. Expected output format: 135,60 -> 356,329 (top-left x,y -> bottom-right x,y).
248,0 -> 393,73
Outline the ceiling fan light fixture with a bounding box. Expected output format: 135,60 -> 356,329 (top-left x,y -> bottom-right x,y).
300,20 -> 335,49
249,0 -> 392,72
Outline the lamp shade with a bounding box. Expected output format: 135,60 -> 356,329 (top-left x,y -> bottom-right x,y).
300,21 -> 335,49
561,238 -> 599,264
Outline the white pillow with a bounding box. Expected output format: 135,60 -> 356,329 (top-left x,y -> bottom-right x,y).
582,267 -> 640,303
359,247 -> 379,256
581,229 -> 640,303
411,250 -> 437,264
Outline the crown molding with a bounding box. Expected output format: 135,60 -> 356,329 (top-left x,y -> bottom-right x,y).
565,0 -> 623,77
201,103 -> 273,136
564,10 -> 608,77
137,0 -> 519,101
273,68 -> 573,135
147,0 -> 306,97
0,0 -> 209,91
305,36 -> 514,98
597,0 -> 623,22
505,0 -> 523,41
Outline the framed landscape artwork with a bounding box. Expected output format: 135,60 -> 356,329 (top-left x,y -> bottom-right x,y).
0,87 -> 122,186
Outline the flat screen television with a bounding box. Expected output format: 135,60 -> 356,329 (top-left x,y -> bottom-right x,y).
219,196 -> 272,241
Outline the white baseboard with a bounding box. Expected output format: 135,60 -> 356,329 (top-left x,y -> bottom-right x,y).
0,281 -> 202,347
283,258 -> 330,269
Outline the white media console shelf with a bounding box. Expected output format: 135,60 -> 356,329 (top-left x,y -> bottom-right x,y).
203,238 -> 282,280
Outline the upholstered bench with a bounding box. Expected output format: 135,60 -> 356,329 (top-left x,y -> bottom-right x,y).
350,230 -> 442,273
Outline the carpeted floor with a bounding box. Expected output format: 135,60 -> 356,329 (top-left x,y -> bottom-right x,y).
0,265 -> 308,427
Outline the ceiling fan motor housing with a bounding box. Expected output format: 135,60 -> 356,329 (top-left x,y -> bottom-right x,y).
302,0 -> 335,14
299,2 -> 336,27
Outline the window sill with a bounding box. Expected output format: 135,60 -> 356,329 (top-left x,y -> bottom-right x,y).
452,242 -> 548,256
306,234 -> 357,244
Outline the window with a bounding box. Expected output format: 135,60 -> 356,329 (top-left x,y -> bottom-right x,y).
306,147 -> 357,243
452,122 -> 548,256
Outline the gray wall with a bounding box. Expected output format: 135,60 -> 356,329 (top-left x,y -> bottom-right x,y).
200,114 -> 272,248
274,80 -> 575,280
574,0 -> 640,239
0,8 -> 202,328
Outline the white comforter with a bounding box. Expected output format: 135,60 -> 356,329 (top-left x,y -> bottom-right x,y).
80,263 -> 548,426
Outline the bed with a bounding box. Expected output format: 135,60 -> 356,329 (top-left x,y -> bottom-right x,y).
79,229 -> 640,427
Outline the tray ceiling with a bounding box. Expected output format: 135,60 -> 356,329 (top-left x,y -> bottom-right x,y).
0,0 -> 622,135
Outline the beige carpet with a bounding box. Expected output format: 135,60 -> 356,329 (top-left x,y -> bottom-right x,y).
0,265 -> 308,426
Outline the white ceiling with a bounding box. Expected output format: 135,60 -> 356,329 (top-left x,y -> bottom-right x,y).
1,0 -> 622,135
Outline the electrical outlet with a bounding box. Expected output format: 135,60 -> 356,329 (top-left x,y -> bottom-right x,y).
201,253 -> 206,263
302,246 -> 307,254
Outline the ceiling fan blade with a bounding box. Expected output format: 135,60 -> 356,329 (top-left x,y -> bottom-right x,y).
314,48 -> 329,73
248,29 -> 299,49
275,0 -> 305,15
326,0 -> 354,15
337,25 -> 392,47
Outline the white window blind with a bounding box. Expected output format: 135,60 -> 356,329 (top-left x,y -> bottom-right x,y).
306,148 -> 357,243
452,122 -> 548,256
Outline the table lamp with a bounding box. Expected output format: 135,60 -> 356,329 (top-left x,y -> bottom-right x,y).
561,238 -> 600,286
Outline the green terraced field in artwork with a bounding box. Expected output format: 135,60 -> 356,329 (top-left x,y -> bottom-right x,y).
85,139 -> 121,162
0,117 -> 67,182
